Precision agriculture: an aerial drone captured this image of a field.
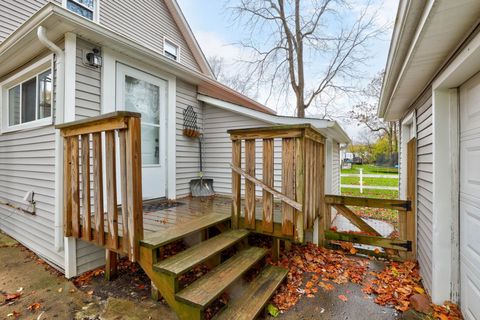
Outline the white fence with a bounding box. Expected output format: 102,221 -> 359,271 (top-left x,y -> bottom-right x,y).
341,169 -> 398,193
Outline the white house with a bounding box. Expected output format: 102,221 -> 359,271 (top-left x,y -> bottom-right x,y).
379,1 -> 480,318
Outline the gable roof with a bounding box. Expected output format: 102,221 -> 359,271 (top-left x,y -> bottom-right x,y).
378,0 -> 480,121
0,3 -> 275,115
163,0 -> 214,78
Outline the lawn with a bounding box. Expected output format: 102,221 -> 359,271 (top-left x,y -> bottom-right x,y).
340,164 -> 399,227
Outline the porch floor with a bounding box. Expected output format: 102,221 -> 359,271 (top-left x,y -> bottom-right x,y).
137,196 -> 283,237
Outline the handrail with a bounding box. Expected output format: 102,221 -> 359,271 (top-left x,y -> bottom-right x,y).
56,112 -> 143,262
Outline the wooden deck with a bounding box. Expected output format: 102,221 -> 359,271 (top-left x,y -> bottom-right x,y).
137,196 -> 283,237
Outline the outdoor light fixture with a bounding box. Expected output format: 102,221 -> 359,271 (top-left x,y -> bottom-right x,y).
86,48 -> 102,68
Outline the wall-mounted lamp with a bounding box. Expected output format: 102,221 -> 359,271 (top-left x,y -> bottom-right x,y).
86,48 -> 102,68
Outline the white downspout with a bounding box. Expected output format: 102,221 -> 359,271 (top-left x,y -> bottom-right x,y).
38,26 -> 65,252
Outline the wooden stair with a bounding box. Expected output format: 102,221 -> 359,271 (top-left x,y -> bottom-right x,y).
137,213 -> 288,320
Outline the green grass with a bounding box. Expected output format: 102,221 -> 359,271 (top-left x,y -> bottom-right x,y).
341,176 -> 398,187
341,164 -> 398,175
341,187 -> 399,199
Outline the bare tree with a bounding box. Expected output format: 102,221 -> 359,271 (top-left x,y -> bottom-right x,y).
229,0 -> 387,117
208,55 -> 258,99
349,71 -> 398,160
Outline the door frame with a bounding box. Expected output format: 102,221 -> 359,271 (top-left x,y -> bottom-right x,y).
101,47 -> 177,199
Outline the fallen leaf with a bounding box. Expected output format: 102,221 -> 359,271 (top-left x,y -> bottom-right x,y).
373,248 -> 380,254
350,248 -> 357,255
27,303 -> 41,311
267,304 -> 279,317
414,287 -> 424,294
87,290 -> 94,295
6,311 -> 21,318
5,293 -> 21,301
338,294 -> 348,302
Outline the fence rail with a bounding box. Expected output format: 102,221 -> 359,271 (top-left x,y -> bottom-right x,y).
340,169 -> 399,193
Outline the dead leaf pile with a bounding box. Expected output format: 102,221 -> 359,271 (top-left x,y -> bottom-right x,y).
269,243 -> 369,311
432,301 -> 463,320
362,260 -> 423,312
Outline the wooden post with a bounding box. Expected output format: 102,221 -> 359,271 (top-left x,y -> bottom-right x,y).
126,117 -> 143,261
406,138 -> 417,259
262,139 -> 274,233
231,140 -> 241,229
81,134 -> 92,241
294,137 -> 305,243
71,137 -> 81,238
105,249 -> 118,281
245,139 -> 256,229
105,130 -> 118,250
272,238 -> 280,263
281,138 -> 295,236
119,130 -> 130,254
92,132 -> 104,246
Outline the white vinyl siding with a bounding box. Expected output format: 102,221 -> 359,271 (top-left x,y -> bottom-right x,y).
99,0 -> 200,72
415,96 -> 434,293
74,38 -> 104,274
0,0 -> 61,43
175,80 -> 203,197
332,142 -> 340,195
0,54 -> 62,270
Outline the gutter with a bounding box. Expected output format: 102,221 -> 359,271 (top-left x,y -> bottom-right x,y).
37,26 -> 65,252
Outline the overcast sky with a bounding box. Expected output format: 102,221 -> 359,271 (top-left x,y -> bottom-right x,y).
176,0 -> 398,140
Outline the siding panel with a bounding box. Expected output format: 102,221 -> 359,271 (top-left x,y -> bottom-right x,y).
0,0 -> 61,43
415,97 -> 433,293
100,0 -> 201,72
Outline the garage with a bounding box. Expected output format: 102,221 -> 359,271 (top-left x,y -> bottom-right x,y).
459,72 -> 480,320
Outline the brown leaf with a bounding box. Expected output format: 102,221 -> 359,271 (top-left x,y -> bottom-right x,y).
27,303 -> 41,311
5,293 -> 21,301
338,294 -> 348,302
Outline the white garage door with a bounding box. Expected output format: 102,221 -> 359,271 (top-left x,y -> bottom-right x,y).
460,72 -> 480,320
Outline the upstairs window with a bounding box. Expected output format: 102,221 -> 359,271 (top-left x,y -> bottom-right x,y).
66,0 -> 96,20
164,39 -> 179,61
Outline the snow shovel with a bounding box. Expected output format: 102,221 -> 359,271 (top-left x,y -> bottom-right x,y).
190,135 -> 214,197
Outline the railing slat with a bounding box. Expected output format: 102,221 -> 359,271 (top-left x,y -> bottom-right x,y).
105,130 -> 119,249
119,130 -> 130,256
125,117 -> 143,261
262,138 -> 274,233
71,137 -> 81,238
281,138 -> 295,236
92,132 -> 104,246
245,139 -> 256,229
294,137 -> 305,242
81,134 -> 92,241
63,137 -> 73,237
231,140 -> 241,229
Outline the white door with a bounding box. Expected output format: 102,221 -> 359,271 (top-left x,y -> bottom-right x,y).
459,72 -> 480,320
116,63 -> 167,199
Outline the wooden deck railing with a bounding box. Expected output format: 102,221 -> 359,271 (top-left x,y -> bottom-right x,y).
56,112 -> 143,262
323,194 -> 414,259
228,124 -> 325,243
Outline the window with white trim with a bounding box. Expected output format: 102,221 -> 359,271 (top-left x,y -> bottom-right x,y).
66,0 -> 96,20
164,39 -> 179,61
5,69 -> 52,128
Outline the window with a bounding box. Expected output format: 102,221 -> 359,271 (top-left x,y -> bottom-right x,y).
7,69 -> 52,128
66,0 -> 95,20
164,39 -> 179,61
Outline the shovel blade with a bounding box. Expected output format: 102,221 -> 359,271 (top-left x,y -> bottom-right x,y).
190,179 -> 215,197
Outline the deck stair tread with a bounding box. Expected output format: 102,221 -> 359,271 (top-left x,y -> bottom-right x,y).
214,265 -> 288,320
175,246 -> 268,309
140,213 -> 230,249
154,229 -> 250,276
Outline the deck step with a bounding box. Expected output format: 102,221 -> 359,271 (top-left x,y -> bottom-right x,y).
175,247 -> 268,309
214,265 -> 288,320
153,229 -> 250,276
140,213 -> 230,249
